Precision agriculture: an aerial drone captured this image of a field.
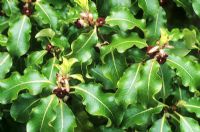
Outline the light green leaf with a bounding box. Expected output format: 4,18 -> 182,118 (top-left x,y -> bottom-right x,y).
0,52 -> 12,79
0,17 -> 9,33
100,33 -> 147,61
35,28 -> 55,39
106,7 -> 145,31
183,29 -> 197,49
138,0 -> 159,17
27,95 -> 59,132
115,63 -> 142,108
7,15 -> 31,57
167,55 -> 200,92
0,34 -> 8,46
35,1 -> 58,29
10,93 -> 39,123
69,74 -> 85,83
72,83 -> 123,126
122,104 -> 164,128
192,0 -> 200,17
0,69 -> 53,104
149,114 -> 172,132
69,28 -> 98,62
26,50 -> 47,67
52,101 -> 77,132
183,97 -> 200,118
2,0 -> 19,16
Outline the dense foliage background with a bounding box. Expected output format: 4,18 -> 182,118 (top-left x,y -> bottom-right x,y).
0,0 -> 200,131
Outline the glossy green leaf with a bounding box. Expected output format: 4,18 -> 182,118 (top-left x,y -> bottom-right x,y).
69,28 -> 98,62
0,17 -> 9,33
26,50 -> 47,67
72,83 -> 123,126
27,95 -> 59,132
183,29 -> 197,49
167,55 -> 200,92
138,0 -> 159,17
192,0 -> 200,17
106,7 -> 145,31
122,104 -> 164,128
52,101 -> 77,132
35,1 -> 58,29
2,0 -> 19,16
0,34 -> 8,46
0,52 -> 12,79
35,28 -> 55,39
115,63 -> 142,108
100,33 -> 147,61
0,69 -> 53,104
7,15 -> 31,57
149,115 -> 172,132
10,94 -> 39,123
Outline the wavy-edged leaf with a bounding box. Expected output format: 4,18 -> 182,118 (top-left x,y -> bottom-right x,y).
35,1 -> 58,29
7,15 -> 31,57
0,34 -> 8,46
122,104 -> 164,128
182,97 -> 200,118
0,69 -> 53,104
137,60 -> 162,106
52,101 -> 77,132
138,0 -> 159,17
106,7 -> 145,31
26,50 -> 47,67
69,27 -> 98,62
167,55 -> 200,92
0,52 -> 12,79
10,93 -> 39,123
72,83 -> 123,126
2,0 -> 19,16
175,112 -> 200,132
100,33 -> 147,61
42,57 -> 59,83
27,95 -> 59,132
115,63 -> 142,108
91,52 -> 127,90
149,114 -> 172,132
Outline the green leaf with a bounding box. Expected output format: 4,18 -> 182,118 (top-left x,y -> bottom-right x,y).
149,114 -> 172,132
115,63 -> 142,108
0,52 -> 12,79
100,33 -> 147,61
91,52 -> 127,90
106,7 -> 145,31
137,60 -> 162,106
35,1 -> 58,29
173,0 -> 193,15
138,0 -> 159,17
175,112 -> 200,132
10,93 -> 39,123
0,69 -> 53,104
0,34 -> 8,46
167,55 -> 200,92
2,0 -> 19,16
122,104 -> 164,128
52,101 -> 77,132
7,15 -> 31,57
35,28 -> 55,39
26,50 -> 47,67
72,83 -> 123,126
27,95 -> 59,132
183,29 -> 197,49
42,57 -> 59,83
192,0 -> 200,17
0,17 -> 9,33
182,97 -> 200,118
69,28 -> 98,62
146,7 -> 166,41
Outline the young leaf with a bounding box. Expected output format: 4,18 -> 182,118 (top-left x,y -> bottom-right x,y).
69,27 -> 98,62
100,33 -> 147,61
52,101 -> 77,132
0,34 -> 8,46
106,7 -> 145,31
27,95 -> 59,132
26,50 -> 47,67
10,93 -> 39,123
167,55 -> 200,92
0,52 -> 12,79
7,15 -> 31,57
149,114 -> 172,132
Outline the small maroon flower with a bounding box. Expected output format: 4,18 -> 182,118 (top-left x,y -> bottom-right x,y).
22,6 -> 32,16
147,46 -> 159,58
46,44 -> 54,52
75,19 -> 84,28
53,87 -> 69,99
96,17 -> 105,27
160,0 -> 168,6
